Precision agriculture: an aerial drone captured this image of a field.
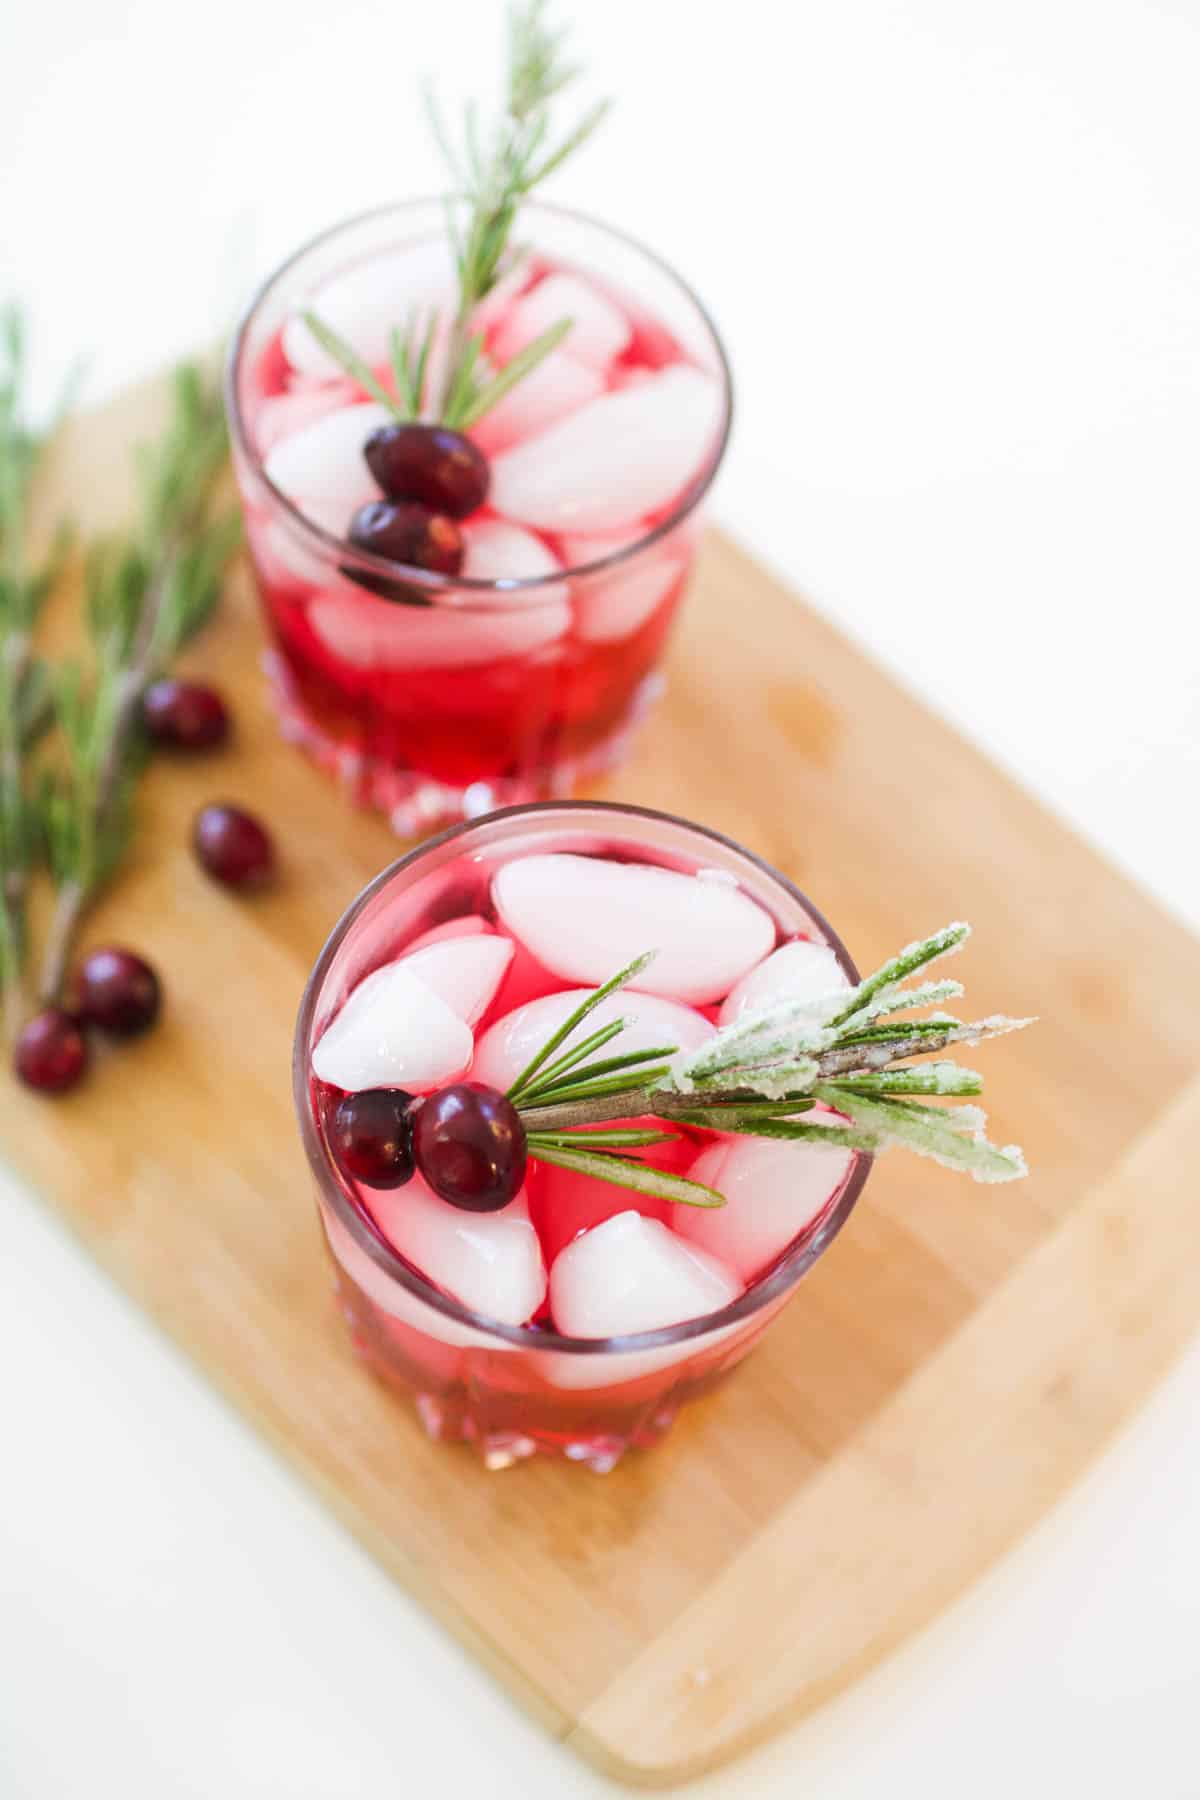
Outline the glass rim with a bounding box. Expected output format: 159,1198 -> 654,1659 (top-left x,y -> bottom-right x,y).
293,800 -> 872,1355
225,197 -> 735,612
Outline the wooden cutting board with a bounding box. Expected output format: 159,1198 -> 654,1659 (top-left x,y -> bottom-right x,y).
7,372 -> 1200,1786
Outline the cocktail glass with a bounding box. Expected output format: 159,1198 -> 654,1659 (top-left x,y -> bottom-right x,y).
227,203 -> 732,836
295,802 -> 871,1471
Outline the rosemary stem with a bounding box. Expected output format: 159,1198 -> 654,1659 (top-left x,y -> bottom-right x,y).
515,1025 -> 1022,1132
0,881 -> 25,1039
518,1085 -> 750,1133
35,561 -> 172,1004
38,877 -> 84,1007
0,626 -> 33,1020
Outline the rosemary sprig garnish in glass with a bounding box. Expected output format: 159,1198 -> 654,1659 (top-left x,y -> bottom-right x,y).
36,362 -> 239,1004
303,0 -> 607,432
0,304 -> 74,1028
507,923 -> 1031,1208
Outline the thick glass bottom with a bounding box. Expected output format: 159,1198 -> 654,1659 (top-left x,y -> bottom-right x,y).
265,650 -> 665,836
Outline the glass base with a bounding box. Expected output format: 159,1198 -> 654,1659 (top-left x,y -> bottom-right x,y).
409,1385 -> 682,1474
338,1290 -> 687,1473
264,651 -> 664,836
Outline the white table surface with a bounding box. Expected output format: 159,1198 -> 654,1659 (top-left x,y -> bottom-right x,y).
3,2 -> 1199,1793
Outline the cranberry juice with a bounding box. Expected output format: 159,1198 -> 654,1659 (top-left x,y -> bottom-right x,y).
229,206 -> 731,836
296,805 -> 868,1470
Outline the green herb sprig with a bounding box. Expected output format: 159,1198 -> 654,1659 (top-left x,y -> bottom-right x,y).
36,362 -> 239,1004
428,0 -> 608,415
0,305 -> 75,1028
512,924 -> 1032,1208
302,2 -> 607,434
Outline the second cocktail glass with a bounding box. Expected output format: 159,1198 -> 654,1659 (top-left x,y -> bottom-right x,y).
227,202 -> 731,835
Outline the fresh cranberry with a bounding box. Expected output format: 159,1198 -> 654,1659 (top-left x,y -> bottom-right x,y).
75,947 -> 161,1038
348,501 -> 464,576
364,423 -> 490,519
143,679 -> 230,751
192,804 -> 275,888
329,1088 -> 416,1189
412,1082 -> 527,1213
14,1008 -> 89,1093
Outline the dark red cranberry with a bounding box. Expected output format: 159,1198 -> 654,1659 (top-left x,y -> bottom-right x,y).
348,501 -> 464,576
329,1088 -> 416,1189
364,423 -> 490,519
192,804 -> 275,888
412,1082 -> 527,1213
75,947 -> 161,1038
143,679 -> 230,751
14,1008 -> 89,1093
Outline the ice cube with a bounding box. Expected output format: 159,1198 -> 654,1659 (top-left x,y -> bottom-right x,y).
489,936 -> 563,1017
246,512 -> 332,591
399,933 -> 514,1026
263,401 -> 390,525
307,584 -> 570,671
531,1165 -> 669,1270
529,1126 -> 693,1267
549,1211 -> 740,1338
491,854 -> 775,1004
405,914 -> 493,952
488,367 -> 723,534
321,1204 -> 503,1354
311,961 -> 472,1092
470,986 -> 714,1094
673,1117 -> 854,1282
470,254 -> 534,332
282,242 -> 458,377
469,351 -> 604,456
254,380 -> 357,455
566,539 -> 685,644
461,517 -> 568,604
718,938 -> 850,1027
370,1175 -> 545,1326
491,272 -> 632,372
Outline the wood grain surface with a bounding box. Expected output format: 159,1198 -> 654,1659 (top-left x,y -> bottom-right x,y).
5,372 -> 1200,1785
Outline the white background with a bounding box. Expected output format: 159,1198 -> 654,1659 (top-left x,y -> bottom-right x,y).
2,1 -> 1199,1793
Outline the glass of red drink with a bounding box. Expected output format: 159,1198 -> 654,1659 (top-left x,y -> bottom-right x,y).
295,802 -> 871,1471
227,203 -> 732,836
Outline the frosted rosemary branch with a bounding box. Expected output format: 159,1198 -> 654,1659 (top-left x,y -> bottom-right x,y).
512,924 -> 1033,1207
37,361 -> 239,1003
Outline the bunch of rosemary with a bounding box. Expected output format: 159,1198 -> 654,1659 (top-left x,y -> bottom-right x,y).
0,323 -> 239,1031
38,363 -> 239,1003
0,306 -> 74,1029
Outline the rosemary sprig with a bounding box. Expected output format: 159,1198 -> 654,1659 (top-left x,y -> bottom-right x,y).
428,0 -> 608,415
36,361 -> 238,1003
301,307 -> 572,433
302,3 -> 607,435
506,925 -> 1033,1200
524,1136 -> 726,1209
0,304 -> 75,1028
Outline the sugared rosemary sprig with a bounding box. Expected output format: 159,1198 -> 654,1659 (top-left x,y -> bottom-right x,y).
302,2 -> 607,433
514,925 -> 1032,1207
36,362 -> 239,1003
0,304 -> 74,1028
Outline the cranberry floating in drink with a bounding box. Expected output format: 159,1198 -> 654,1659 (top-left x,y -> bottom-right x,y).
296,803 -> 1030,1470
227,6 -> 731,834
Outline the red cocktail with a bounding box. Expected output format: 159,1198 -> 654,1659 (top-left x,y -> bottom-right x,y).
295,803 -> 870,1470
228,205 -> 731,835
